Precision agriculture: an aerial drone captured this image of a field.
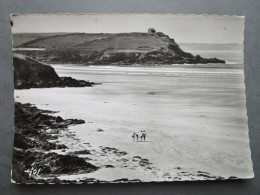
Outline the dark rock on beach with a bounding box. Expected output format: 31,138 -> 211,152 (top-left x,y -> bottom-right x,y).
12,149 -> 98,184
104,165 -> 115,168
13,55 -> 96,89
15,102 -> 85,132
74,150 -> 91,155
97,128 -> 104,132
112,178 -> 142,183
12,102 -> 98,184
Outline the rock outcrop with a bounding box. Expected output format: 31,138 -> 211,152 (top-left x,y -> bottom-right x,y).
12,102 -> 99,184
13,55 -> 96,89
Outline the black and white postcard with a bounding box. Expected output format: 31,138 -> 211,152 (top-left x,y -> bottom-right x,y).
11,14 -> 254,184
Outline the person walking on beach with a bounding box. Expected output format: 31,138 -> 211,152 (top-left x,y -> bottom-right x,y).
143,130 -> 146,141
136,133 -> 139,141
132,133 -> 136,141
140,131 -> 143,142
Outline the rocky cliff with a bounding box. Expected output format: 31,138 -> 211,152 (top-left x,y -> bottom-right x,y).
13,54 -> 96,89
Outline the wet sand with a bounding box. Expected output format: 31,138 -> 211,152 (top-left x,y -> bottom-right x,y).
14,65 -> 254,181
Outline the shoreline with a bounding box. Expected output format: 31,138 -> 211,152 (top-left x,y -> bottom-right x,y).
50,63 -> 243,70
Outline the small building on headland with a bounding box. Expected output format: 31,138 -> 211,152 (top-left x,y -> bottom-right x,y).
148,28 -> 156,34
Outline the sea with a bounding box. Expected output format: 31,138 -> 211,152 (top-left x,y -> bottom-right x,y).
14,43 -> 254,181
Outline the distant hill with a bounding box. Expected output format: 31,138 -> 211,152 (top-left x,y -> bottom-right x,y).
13,31 -> 225,65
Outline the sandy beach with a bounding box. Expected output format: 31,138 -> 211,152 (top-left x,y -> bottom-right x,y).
14,64 -> 254,182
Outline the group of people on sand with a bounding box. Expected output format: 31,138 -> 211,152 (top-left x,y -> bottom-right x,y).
132,131 -> 146,142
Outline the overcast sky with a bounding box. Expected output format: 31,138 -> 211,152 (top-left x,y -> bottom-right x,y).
11,14 -> 244,44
